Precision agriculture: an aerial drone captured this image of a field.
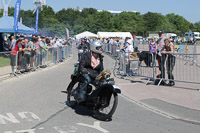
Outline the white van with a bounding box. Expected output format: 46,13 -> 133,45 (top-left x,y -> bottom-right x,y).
185,31 -> 200,41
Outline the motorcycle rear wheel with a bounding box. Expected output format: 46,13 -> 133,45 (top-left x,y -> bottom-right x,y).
93,93 -> 118,121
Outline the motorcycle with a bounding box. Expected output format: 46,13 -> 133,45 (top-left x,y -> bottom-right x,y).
62,63 -> 121,121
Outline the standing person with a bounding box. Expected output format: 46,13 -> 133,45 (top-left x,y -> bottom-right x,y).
149,37 -> 157,67
10,39 -> 26,74
119,37 -> 125,50
132,35 -> 138,52
125,39 -> 133,75
42,39 -> 48,67
9,35 -> 16,51
29,38 -> 37,70
35,39 -> 40,67
24,39 -> 31,71
39,36 -> 46,67
53,38 -> 61,63
161,38 -> 176,86
156,31 -> 166,83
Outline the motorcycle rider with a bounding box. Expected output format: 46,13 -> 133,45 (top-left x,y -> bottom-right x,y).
77,40 -> 104,102
77,37 -> 90,61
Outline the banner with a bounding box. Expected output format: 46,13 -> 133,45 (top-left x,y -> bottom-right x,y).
65,28 -> 69,39
35,6 -> 40,34
14,0 -> 21,32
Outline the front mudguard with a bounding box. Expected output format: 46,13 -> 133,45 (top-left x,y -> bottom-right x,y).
112,85 -> 121,94
90,84 -> 121,99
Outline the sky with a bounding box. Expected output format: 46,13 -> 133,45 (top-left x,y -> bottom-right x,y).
1,0 -> 200,23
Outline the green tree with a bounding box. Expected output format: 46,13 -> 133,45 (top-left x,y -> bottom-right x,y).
166,13 -> 191,35
194,22 -> 200,32
143,12 -> 164,32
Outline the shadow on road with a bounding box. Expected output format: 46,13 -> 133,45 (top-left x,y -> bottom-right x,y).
69,104 -> 112,122
31,106 -> 69,129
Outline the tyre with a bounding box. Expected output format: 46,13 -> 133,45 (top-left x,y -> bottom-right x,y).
66,80 -> 79,108
93,92 -> 118,121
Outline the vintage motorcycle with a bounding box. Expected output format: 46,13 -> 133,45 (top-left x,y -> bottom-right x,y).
62,63 -> 121,121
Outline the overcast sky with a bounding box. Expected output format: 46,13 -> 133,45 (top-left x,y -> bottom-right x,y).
2,0 -> 200,23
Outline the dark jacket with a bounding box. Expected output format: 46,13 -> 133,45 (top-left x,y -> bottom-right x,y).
79,52 -> 104,79
77,41 -> 90,51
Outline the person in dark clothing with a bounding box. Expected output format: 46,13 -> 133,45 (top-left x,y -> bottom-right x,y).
77,40 -> 104,102
161,38 -> 176,86
0,33 -> 4,52
77,38 -> 90,61
83,37 -> 90,51
156,31 -> 167,83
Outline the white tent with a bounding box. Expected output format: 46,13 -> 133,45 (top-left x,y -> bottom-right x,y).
75,31 -> 98,39
97,32 -> 133,39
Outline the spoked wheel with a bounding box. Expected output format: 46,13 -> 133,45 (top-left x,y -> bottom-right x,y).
66,81 -> 79,108
93,92 -> 118,121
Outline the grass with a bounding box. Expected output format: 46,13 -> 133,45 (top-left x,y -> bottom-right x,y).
197,41 -> 200,45
0,56 -> 10,67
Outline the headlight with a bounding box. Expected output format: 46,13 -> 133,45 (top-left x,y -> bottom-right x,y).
104,74 -> 110,81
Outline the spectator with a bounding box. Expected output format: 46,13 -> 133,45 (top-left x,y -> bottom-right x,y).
9,35 -> 16,51
39,36 -> 46,67
24,39 -> 31,71
10,39 -> 25,73
18,39 -> 26,71
35,39 -> 41,67
156,31 -> 166,82
125,39 -> 133,75
42,39 -> 48,67
53,38 -> 61,63
119,38 -> 125,50
149,37 -> 157,67
29,38 -> 37,70
132,35 -> 139,52
161,38 -> 175,86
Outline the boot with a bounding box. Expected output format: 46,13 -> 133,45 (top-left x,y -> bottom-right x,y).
77,91 -> 86,103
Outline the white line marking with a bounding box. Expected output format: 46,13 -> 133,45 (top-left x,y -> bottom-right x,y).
18,112 -> 41,121
77,121 -> 109,133
16,129 -> 36,133
53,126 -> 78,133
120,94 -> 175,119
0,113 -> 20,124
38,127 -> 44,130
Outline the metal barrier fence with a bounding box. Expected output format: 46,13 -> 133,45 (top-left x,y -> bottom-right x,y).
154,53 -> 200,85
0,45 -> 72,77
103,42 -> 200,86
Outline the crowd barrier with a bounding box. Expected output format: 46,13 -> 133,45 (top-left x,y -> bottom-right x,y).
154,53 -> 200,85
0,45 -> 72,77
103,42 -> 200,86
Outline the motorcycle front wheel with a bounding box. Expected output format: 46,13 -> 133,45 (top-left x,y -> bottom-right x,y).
66,81 -> 79,108
93,92 -> 118,121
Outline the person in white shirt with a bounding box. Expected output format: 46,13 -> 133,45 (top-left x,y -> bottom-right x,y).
125,39 -> 133,75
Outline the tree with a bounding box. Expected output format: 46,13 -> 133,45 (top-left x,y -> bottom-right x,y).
166,13 -> 192,36
194,22 -> 200,32
143,12 -> 164,32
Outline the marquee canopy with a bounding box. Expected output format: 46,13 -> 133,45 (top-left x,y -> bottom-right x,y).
0,16 -> 35,34
75,31 -> 98,39
97,32 -> 133,39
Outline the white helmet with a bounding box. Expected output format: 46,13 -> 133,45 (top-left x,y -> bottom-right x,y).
90,40 -> 103,54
